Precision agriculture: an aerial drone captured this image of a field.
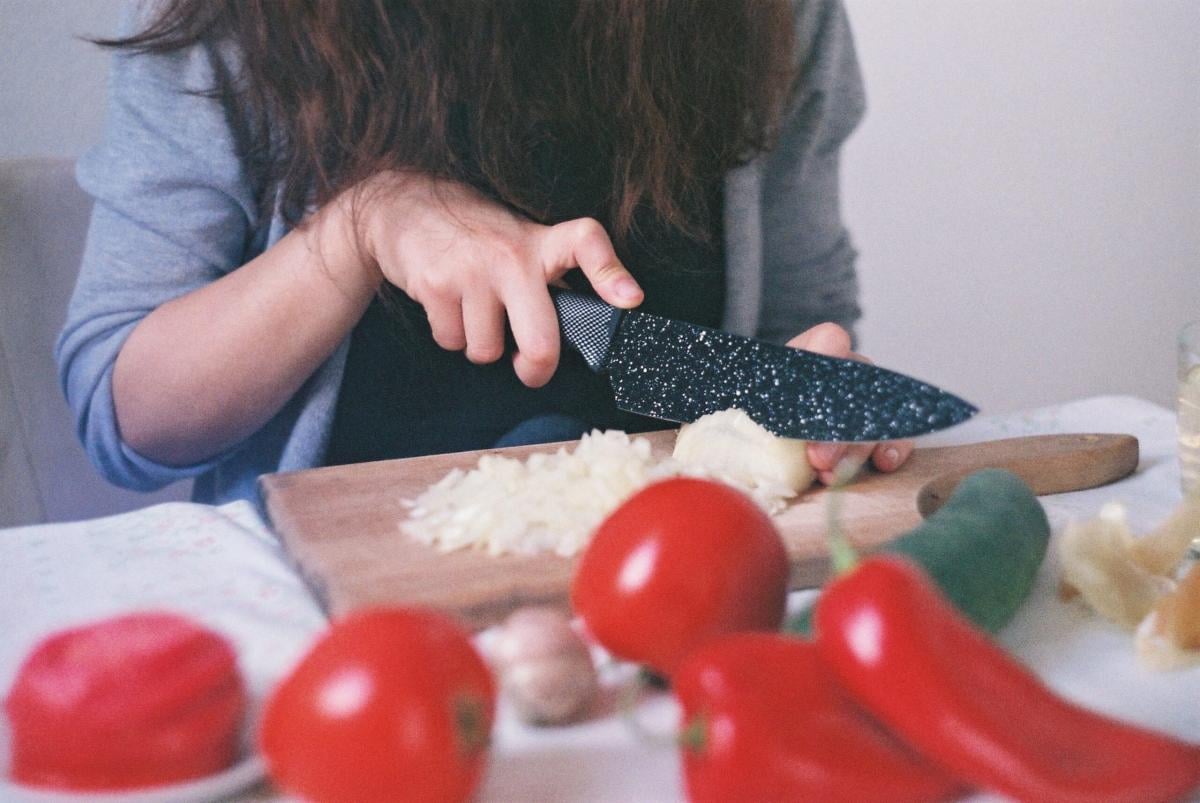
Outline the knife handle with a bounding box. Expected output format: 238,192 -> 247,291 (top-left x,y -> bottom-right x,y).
549,288 -> 625,372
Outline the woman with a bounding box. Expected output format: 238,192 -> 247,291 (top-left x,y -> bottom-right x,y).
57,0 -> 911,506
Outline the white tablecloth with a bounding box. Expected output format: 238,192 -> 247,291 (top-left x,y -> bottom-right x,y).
1,395 -> 1196,802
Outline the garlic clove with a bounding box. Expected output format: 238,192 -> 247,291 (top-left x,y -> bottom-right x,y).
503,654 -> 599,726
490,606 -> 599,726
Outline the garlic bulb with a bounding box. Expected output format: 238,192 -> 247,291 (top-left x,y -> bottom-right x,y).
491,607 -> 598,726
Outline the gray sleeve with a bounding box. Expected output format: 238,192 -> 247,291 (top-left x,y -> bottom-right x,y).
756,0 -> 866,346
54,7 -> 258,491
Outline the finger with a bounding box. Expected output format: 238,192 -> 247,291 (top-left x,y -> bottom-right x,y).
816,444 -> 874,486
807,348 -> 871,468
872,439 -> 915,473
789,323 -> 868,471
462,292 -> 506,365
424,294 -> 466,352
808,441 -> 848,472
502,279 -> 561,388
786,322 -> 853,357
538,217 -> 643,308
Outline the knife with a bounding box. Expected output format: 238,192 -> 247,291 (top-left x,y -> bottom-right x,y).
550,288 -> 977,442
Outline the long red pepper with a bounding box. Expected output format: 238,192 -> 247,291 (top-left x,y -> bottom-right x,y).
815,556 -> 1200,803
672,632 -> 965,803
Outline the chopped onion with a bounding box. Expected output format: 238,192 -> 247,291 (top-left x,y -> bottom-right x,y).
402,411 -> 814,557
403,430 -> 661,557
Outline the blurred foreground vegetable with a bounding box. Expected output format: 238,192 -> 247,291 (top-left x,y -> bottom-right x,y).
4,611 -> 245,791
1058,502 -> 1174,628
1059,494 -> 1200,670
1130,494 -> 1200,575
490,607 -> 597,726
789,469 -> 1050,636
673,633 -> 964,803
1137,561 -> 1200,671
260,608 -> 494,803
816,556 -> 1200,803
571,477 -> 789,677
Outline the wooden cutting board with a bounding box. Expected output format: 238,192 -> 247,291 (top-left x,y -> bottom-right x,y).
260,432 -> 1138,630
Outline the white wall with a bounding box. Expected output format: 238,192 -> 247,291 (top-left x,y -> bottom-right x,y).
2,0 -> 1197,413
0,0 -> 119,158
844,0 -> 1199,412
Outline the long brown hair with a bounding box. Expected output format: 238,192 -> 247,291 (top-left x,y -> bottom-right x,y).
102,0 -> 796,242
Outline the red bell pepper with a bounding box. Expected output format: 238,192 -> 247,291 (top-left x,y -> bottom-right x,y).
672,632 -> 965,803
815,556 -> 1200,803
5,611 -> 246,791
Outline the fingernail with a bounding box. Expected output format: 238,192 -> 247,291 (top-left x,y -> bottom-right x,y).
882,447 -> 900,470
810,443 -> 847,468
615,277 -> 642,301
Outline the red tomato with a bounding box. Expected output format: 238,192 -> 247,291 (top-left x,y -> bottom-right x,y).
570,477 -> 789,676
260,608 -> 495,803
4,611 -> 246,791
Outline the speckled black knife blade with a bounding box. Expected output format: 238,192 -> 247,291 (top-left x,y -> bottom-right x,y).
551,289 -> 977,441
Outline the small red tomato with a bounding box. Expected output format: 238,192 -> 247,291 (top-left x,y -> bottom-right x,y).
260,608 -> 495,803
571,477 -> 789,676
4,611 -> 246,791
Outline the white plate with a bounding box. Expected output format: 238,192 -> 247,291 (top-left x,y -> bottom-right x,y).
0,756 -> 267,803
0,715 -> 268,803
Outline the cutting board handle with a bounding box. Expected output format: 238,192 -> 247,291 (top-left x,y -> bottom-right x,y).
912,433 -> 1139,516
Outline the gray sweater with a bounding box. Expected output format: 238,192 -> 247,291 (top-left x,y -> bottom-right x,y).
57,0 -> 866,505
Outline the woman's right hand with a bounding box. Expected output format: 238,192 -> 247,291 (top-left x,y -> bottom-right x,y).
357,173 -> 644,388
109,171 -> 636,467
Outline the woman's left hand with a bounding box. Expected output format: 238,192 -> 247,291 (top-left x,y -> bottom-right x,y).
786,323 -> 914,485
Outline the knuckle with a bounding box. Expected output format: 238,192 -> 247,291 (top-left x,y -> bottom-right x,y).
415,271 -> 454,300
574,216 -> 604,237
574,217 -> 611,249
466,343 -> 503,364
494,248 -> 537,286
433,330 -> 465,351
491,238 -> 532,277
812,322 -> 853,354
497,241 -> 526,270
812,321 -> 846,338
522,338 -> 558,366
591,261 -> 626,283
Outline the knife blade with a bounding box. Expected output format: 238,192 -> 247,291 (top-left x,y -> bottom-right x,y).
550,288 -> 977,441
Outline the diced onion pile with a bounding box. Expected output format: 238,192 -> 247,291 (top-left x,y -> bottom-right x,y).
403,431 -> 664,557
402,411 -> 813,557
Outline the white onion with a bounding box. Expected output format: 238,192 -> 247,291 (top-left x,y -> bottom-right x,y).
401,412 -> 813,557
402,430 -> 659,557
